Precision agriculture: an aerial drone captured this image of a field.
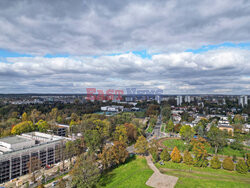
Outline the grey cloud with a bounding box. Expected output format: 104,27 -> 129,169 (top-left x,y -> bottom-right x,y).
0,0 -> 250,55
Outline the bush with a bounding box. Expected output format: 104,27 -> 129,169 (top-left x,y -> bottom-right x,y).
233,155 -> 237,162
160,148 -> 171,162
171,146 -> 182,163
222,157 -> 234,171
194,158 -> 208,168
183,150 -> 193,165
236,159 -> 248,174
210,156 -> 221,169
151,150 -> 159,163
247,153 -> 250,170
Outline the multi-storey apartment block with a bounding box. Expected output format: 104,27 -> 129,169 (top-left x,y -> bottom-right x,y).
0,132 -> 67,184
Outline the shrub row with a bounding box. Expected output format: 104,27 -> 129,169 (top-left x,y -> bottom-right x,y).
159,147 -> 249,174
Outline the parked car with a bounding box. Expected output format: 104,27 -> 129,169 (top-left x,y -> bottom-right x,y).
52,181 -> 58,187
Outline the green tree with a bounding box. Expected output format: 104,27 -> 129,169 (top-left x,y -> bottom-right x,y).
222,157 -> 234,171
230,139 -> 243,151
134,135 -> 149,155
49,108 -> 58,122
194,119 -> 208,137
174,123 -> 182,133
124,123 -> 138,143
30,109 -> 41,124
56,115 -> 63,123
179,125 -> 195,143
160,148 -> 171,162
236,159 -> 248,174
113,125 -> 128,143
71,154 -> 100,188
84,129 -> 102,152
171,146 -> 182,163
98,146 -> 113,170
192,138 -> 209,167
66,140 -> 75,165
71,112 -> 79,121
166,119 -> 174,132
183,150 -> 193,165
11,121 -> 34,135
234,114 -> 245,124
22,112 -> 28,121
210,156 -> 221,169
110,141 -> 128,165
149,140 -> 159,163
207,126 -> 226,154
36,120 -> 49,132
162,106 -> 171,121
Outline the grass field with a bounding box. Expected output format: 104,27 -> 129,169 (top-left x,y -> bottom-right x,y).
146,125 -> 154,133
163,139 -> 247,157
156,161 -> 250,188
163,139 -> 186,152
98,156 -> 153,188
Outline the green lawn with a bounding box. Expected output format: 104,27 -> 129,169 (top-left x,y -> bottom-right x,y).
146,125 -> 154,133
156,161 -> 250,188
217,146 -> 246,158
98,156 -> 153,188
161,123 -> 166,132
163,139 -> 187,152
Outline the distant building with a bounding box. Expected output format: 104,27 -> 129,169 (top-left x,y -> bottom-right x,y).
244,96 -> 248,106
176,96 -> 183,106
155,95 -> 161,104
218,116 -> 234,135
101,105 -> 124,112
55,124 -> 70,137
125,96 -> 134,102
184,96 -> 191,103
239,95 -> 248,107
218,125 -> 234,135
0,132 -> 68,184
243,124 -> 250,133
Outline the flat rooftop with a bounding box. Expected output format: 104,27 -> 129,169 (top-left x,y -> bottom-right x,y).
0,132 -> 67,159
0,136 -> 31,145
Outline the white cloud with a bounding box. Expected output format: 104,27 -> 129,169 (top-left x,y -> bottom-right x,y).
0,48 -> 249,94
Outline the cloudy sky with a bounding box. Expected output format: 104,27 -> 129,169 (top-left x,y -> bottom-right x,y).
0,0 -> 250,94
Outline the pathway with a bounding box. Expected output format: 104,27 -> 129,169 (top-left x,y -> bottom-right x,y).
145,156 -> 178,188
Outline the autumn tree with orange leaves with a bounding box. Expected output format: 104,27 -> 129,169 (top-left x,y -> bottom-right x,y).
171,146 -> 182,163
191,137 -> 209,167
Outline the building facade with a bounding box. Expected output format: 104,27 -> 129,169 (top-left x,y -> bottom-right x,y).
0,132 -> 67,184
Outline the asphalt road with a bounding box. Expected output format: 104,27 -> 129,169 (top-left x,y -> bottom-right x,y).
153,114 -> 162,138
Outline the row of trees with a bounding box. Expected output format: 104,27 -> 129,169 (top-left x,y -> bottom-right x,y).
160,147 -> 249,174
178,122 -> 248,155
68,112 -> 148,187
133,135 -> 249,174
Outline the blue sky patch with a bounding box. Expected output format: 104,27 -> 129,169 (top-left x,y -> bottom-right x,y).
186,42 -> 250,53
0,49 -> 33,58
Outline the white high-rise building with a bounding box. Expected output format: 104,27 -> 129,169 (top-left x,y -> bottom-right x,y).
176,96 -> 183,106
239,96 -> 244,107
239,95 -> 248,107
155,95 -> 161,104
244,96 -> 248,106
184,96 -> 191,103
